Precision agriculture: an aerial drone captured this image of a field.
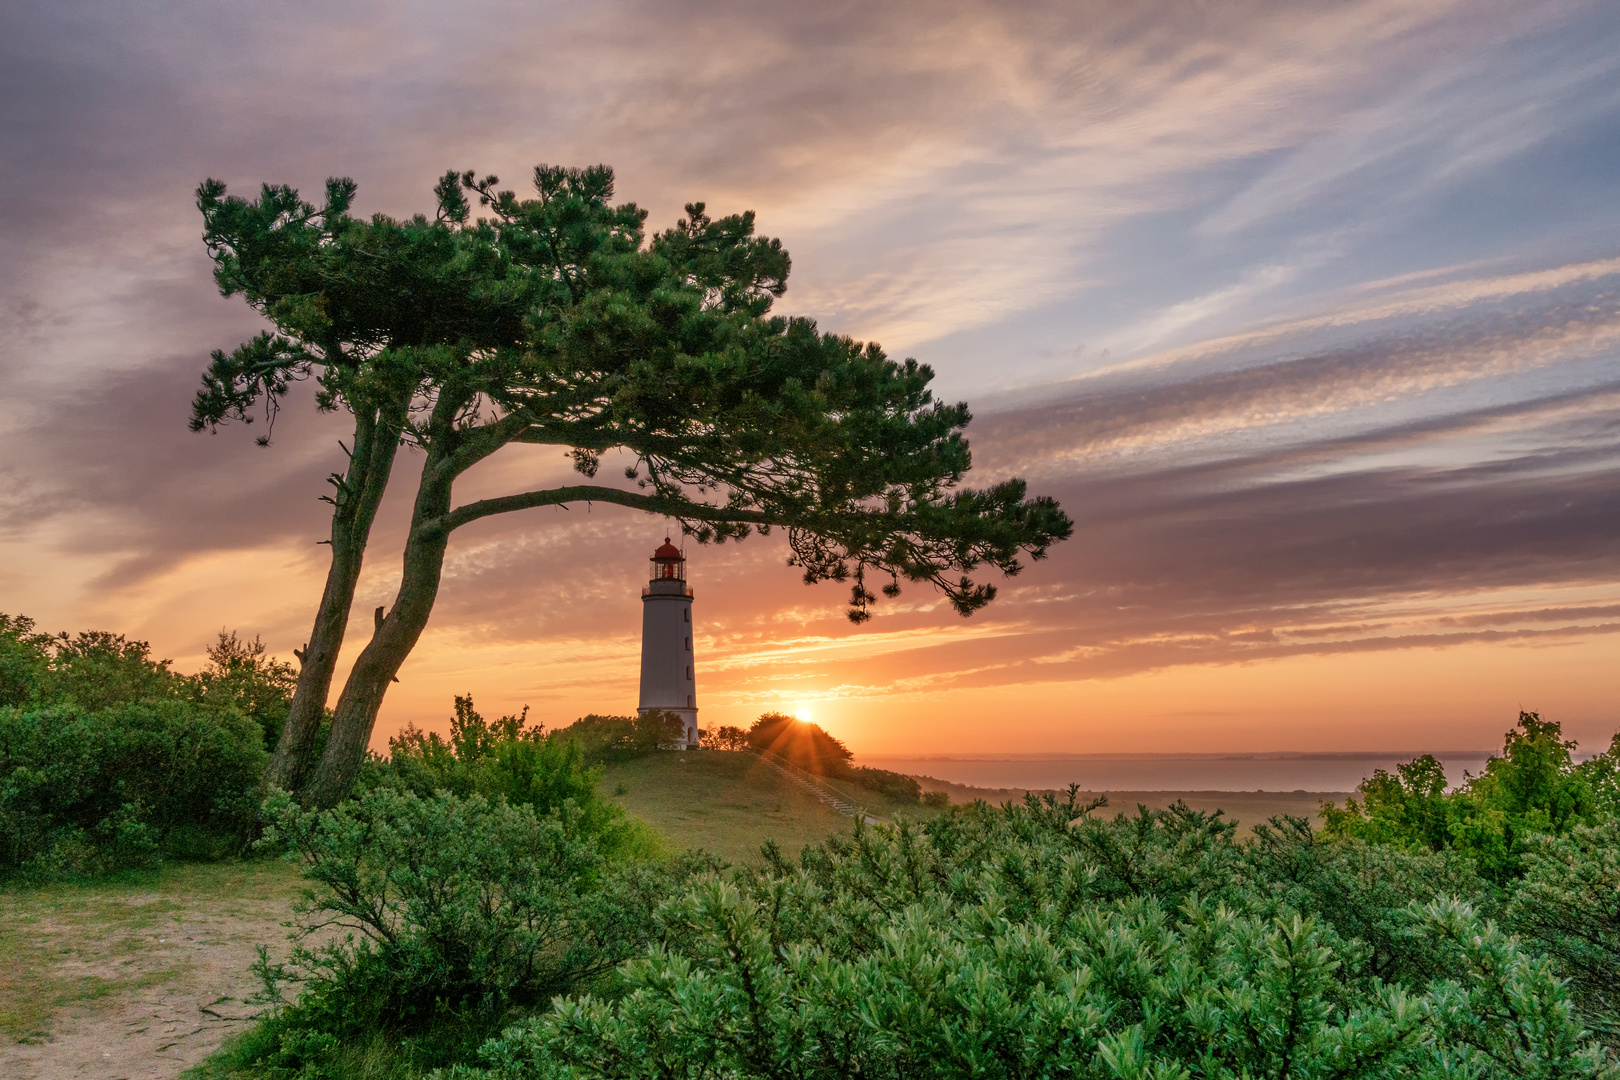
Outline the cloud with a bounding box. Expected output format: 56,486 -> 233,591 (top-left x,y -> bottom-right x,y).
3,0 -> 1619,746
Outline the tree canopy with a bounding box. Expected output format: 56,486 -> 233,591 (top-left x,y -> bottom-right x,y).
1323,711 -> 1619,882
194,165 -> 1072,805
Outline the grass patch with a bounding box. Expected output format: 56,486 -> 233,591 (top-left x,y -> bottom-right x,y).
185,1023 -> 417,1080
598,753 -> 1337,864
0,857 -> 303,1043
808,770 -> 947,823
599,750 -> 888,864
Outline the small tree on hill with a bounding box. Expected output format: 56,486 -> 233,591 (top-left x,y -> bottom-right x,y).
702,724 -> 749,751
747,711 -> 853,773
194,166 -> 1072,807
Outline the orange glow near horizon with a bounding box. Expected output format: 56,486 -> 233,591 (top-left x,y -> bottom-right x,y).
3,1 -> 1618,772
3,502 -> 1616,761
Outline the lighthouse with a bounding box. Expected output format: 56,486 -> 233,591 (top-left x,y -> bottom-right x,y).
638,538 -> 699,747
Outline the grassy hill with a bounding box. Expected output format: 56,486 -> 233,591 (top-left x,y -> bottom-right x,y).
598,750 -> 938,864
600,751 -> 1349,863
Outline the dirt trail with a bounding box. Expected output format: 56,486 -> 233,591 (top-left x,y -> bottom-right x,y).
0,861 -> 304,1080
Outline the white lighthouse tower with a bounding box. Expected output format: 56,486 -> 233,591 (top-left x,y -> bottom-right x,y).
638,538 -> 699,747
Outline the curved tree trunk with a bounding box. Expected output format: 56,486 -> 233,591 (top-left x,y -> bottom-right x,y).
298,449 -> 457,808
264,406 -> 402,793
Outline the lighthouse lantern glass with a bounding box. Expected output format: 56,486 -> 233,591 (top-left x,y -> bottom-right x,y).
650,543 -> 686,583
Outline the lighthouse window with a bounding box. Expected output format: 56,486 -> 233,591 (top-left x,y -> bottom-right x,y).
683,608 -> 689,622
686,665 -> 692,680
685,636 -> 690,651
687,695 -> 693,707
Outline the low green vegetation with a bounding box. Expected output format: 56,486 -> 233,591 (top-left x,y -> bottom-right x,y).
599,750 -> 926,865
8,613 -> 1620,1076
214,788 -> 714,1077
919,783 -> 1345,830
551,711 -> 691,763
361,697 -> 666,860
1324,711 -> 1620,880
1,615 -> 295,879
453,800 -> 1611,1079
192,713 -> 1620,1079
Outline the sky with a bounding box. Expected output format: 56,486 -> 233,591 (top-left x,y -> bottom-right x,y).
2,0 -> 1618,758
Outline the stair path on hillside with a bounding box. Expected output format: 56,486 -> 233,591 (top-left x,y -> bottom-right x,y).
750,749 -> 884,825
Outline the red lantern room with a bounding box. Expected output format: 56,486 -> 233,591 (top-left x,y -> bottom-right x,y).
649,537 -> 686,583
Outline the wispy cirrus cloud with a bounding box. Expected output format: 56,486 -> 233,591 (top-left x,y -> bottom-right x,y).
2,0 -> 1619,751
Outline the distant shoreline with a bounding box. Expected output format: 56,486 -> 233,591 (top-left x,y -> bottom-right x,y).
908,775 -> 1352,828
863,750 -> 1508,794
865,750 -> 1493,761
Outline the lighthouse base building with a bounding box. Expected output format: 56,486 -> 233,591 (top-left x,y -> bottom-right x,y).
638,539 -> 699,748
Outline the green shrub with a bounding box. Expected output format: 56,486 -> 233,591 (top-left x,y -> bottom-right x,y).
552,711 -> 687,762
0,614 -> 52,707
183,630 -> 298,750
1245,815 -> 1489,984
1507,819 -> 1620,1048
746,711 -> 851,771
41,628 -> 181,712
845,764 -> 921,802
0,699 -> 268,877
454,792 -> 1613,1079
1,615 -> 297,749
1324,712 -> 1612,882
701,724 -> 748,750
369,696 -> 660,860
246,788 -> 714,1076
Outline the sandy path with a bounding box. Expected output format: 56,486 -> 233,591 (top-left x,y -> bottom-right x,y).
0,861 -> 305,1080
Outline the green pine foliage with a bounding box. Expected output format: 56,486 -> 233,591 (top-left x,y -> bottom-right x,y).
449,792 -> 1614,1079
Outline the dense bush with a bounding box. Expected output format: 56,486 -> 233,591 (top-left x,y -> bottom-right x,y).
454,792 -> 1614,1079
1243,816 -> 1487,986
1324,712 -> 1619,882
1507,819 -> 1620,1049
1,699 -> 268,875
746,710 -> 853,770
185,630 -> 298,751
233,788 -> 714,1077
844,763 -> 923,802
1,614 -> 177,711
549,711 -> 688,762
701,724 -> 749,751
0,615 -> 298,879
0,614 -> 61,706
368,696 -> 660,860
2,614 -> 297,744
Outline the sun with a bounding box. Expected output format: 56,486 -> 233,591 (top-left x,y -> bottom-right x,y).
793,705 -> 813,722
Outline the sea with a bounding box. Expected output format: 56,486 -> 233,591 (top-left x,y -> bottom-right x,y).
859,752 -> 1506,793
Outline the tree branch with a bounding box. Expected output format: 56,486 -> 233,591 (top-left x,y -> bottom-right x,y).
440,485 -> 773,533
